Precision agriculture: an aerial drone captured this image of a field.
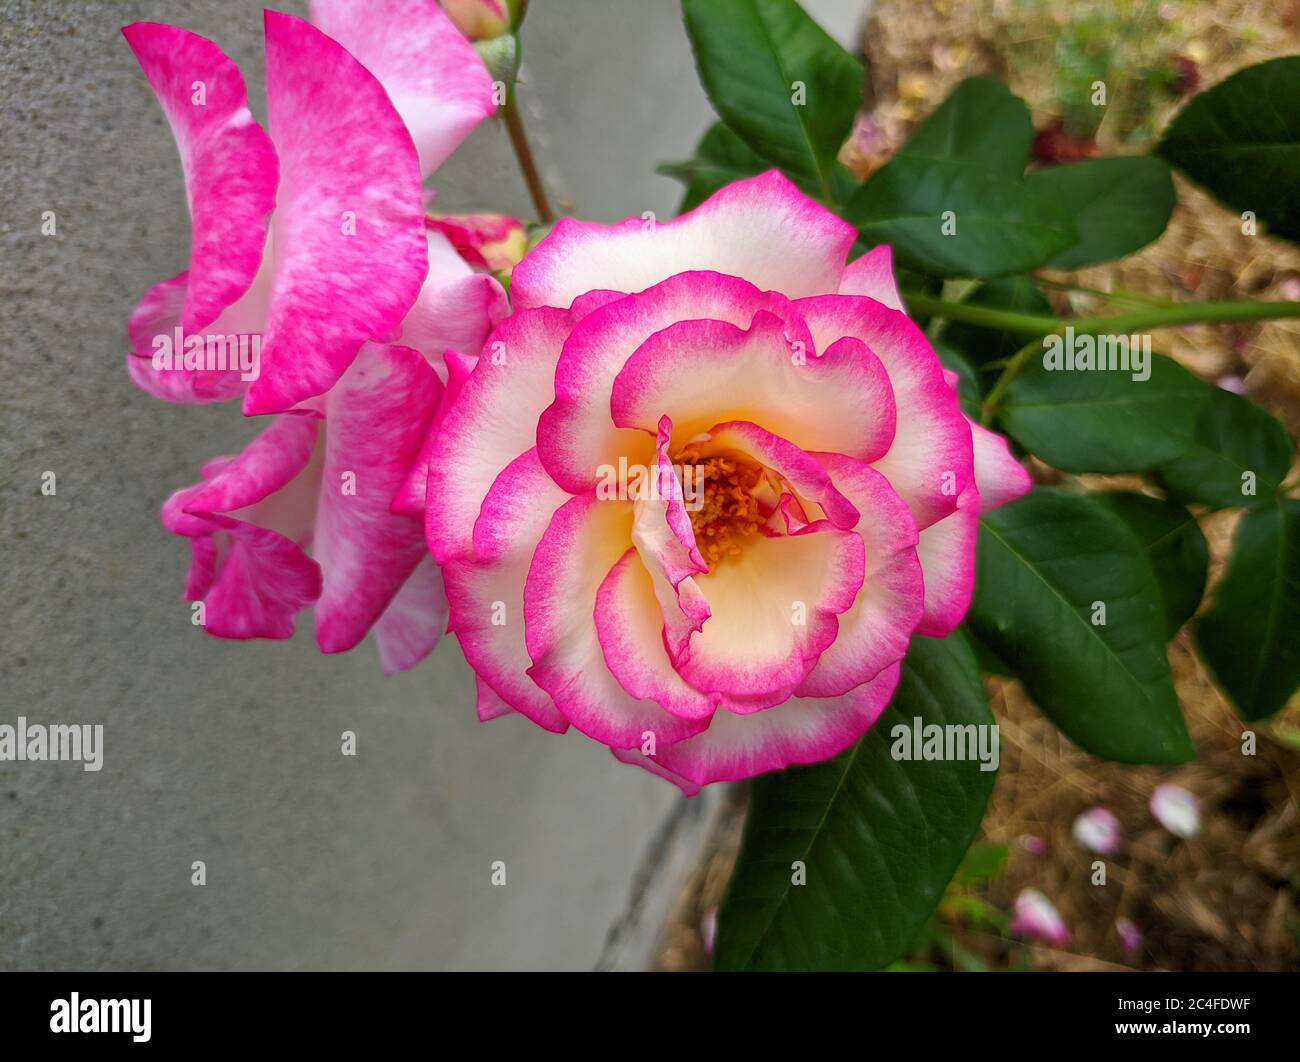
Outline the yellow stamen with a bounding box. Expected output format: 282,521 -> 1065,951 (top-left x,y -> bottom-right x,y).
676,448 -> 764,571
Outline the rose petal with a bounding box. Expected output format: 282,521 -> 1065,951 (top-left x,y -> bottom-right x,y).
314,344 -> 442,654
512,171 -> 856,310
121,22 -> 277,337
247,11 -> 427,414
308,0 -> 497,177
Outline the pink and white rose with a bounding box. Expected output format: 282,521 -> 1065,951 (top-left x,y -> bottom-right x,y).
424,171 -> 1032,790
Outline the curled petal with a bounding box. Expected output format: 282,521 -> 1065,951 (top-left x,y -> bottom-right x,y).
700,421 -> 863,529
624,417 -> 711,668
248,11 -> 427,414
396,229 -> 508,366
392,347 -> 472,517
539,271 -> 793,493
610,310 -> 894,462
675,519 -> 865,711
795,454 -> 923,696
162,414 -> 323,639
126,273 -> 252,404
121,22 -> 277,337
595,548 -> 719,722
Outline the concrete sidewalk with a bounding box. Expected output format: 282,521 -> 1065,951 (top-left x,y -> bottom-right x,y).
0,0 -> 866,970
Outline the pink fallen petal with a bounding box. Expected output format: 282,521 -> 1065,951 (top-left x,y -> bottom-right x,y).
1149,783 -> 1202,838
1116,916 -> 1143,955
1071,806 -> 1123,855
1017,835 -> 1049,857
1010,888 -> 1070,945
701,907 -> 718,955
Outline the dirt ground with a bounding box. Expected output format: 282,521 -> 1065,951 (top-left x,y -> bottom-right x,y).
655,0 -> 1300,973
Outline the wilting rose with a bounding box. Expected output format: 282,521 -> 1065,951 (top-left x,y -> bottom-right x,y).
126,2 -> 501,667
425,171 -> 1032,789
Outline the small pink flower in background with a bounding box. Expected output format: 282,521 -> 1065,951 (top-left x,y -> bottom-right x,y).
839,113 -> 900,181
425,170 -> 1032,788
442,0 -> 511,40
1017,834 -> 1049,857
427,213 -> 528,275
1071,806 -> 1123,854
700,907 -> 718,955
124,1 -> 500,669
1150,783 -> 1202,838
1010,889 -> 1070,945
1115,917 -> 1143,956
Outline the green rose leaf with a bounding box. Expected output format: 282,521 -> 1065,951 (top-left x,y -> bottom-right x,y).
659,122 -> 771,211
1157,386 -> 1295,509
899,76 -> 1034,176
968,489 -> 1194,764
998,349 -> 1209,473
1195,500 -> 1300,720
714,632 -> 996,971
681,0 -> 863,190
845,156 -> 1076,278
1157,57 -> 1300,242
1093,492 -> 1209,638
843,78 -> 1072,277
1028,155 -> 1177,269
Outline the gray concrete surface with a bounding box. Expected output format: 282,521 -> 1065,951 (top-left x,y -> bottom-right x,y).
0,0 -> 866,970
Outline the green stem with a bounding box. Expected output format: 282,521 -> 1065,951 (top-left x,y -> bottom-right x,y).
503,87 -> 554,225
1033,277 -> 1173,309
898,291 -> 1300,426
903,291 -> 1300,337
980,337 -> 1045,426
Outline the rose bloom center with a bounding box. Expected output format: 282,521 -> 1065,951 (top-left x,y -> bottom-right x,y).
674,446 -> 765,571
